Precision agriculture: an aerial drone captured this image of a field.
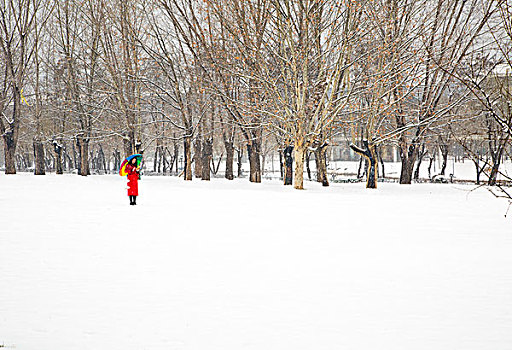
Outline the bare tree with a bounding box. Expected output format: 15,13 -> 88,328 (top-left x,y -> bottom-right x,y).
0,0 -> 42,174
53,0 -> 105,176
101,0 -> 145,156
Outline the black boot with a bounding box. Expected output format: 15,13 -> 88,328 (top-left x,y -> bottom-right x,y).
129,196 -> 134,205
133,196 -> 137,205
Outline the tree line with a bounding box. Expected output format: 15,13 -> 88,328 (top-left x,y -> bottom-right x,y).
0,0 -> 511,190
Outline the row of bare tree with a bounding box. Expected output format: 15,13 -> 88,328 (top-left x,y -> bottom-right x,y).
0,0 -> 511,189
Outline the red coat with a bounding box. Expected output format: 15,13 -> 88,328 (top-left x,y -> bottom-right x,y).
126,164 -> 139,196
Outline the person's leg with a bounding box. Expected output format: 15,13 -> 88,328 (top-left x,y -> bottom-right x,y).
129,195 -> 134,205
133,196 -> 137,205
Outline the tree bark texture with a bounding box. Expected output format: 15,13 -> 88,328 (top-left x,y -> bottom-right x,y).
314,143 -> 329,187
350,141 -> 378,189
284,146 -> 293,185
33,139 -> 46,175
53,141 -> 63,175
183,135 -> 193,181
247,140 -> 261,183
3,130 -> 18,174
201,138 -> 212,180
293,141 -> 306,190
224,139 -> 234,180
194,133 -> 202,178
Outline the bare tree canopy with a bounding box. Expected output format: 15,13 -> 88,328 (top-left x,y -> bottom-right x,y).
0,0 -> 510,192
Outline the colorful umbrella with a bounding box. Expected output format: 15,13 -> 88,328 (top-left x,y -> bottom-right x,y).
119,154 -> 143,176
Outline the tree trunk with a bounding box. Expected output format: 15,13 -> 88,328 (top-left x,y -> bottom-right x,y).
236,148 -> 243,177
174,143 -> 179,175
357,156 -> 364,178
83,142 -> 91,176
3,131 -> 17,174
367,148 -> 378,189
224,139 -> 234,180
284,146 -> 293,185
76,137 -> 82,175
33,139 -> 46,175
414,153 -> 425,181
439,145 -> 449,176
163,148 -> 170,173
413,143 -> 426,180
47,154 -> 54,172
379,149 -> 385,179
65,151 -> 72,172
153,146 -> 159,172
77,136 -> 90,176
488,162 -> 500,186
72,141 -> 78,171
99,145 -> 107,174
183,135 -> 193,181
413,159 -> 421,180
315,153 -> 321,182
427,160 -> 433,179
305,151 -> 312,181
194,134 -> 202,178
123,130 -> 135,157
279,150 -> 284,179
400,155 -> 415,184
399,142 -> 417,184
135,139 -> 142,154
350,141 -> 378,189
473,160 -> 481,185
201,138 -> 212,180
113,149 -> 121,172
158,146 -> 163,173
211,154 -> 222,175
1,86 -> 21,174
247,140 -> 261,183
53,141 -> 63,175
314,144 -> 329,187
293,142 -> 306,190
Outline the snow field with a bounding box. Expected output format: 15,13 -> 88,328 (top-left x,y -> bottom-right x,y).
1,174 -> 512,350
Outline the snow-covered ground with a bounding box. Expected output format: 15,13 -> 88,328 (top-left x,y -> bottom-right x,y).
1,174 -> 511,350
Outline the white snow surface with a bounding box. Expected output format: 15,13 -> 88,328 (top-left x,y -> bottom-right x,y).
1,174 -> 512,350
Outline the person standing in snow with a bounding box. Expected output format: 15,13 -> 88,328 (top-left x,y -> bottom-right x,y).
126,157 -> 140,205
